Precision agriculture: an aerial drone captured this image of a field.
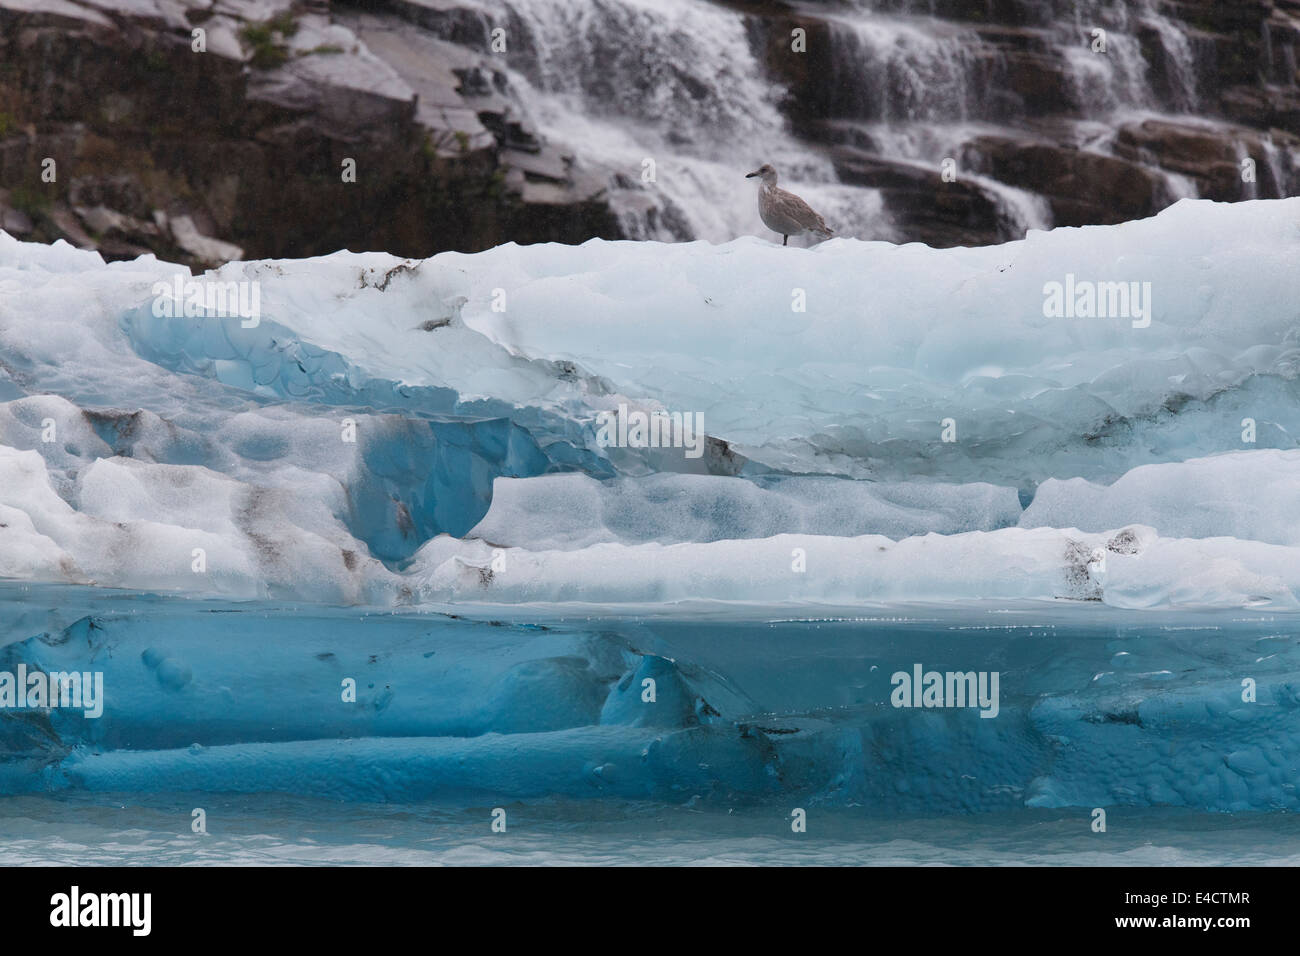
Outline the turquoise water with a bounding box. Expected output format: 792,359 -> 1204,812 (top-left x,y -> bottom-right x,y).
4,796 -> 1300,866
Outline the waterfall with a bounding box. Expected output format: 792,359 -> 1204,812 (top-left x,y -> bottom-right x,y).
442,0 -> 1288,246
823,15 -> 996,124
1142,12 -> 1199,111
477,0 -> 895,243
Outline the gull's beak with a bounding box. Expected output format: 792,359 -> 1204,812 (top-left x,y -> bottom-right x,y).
745,170 -> 759,178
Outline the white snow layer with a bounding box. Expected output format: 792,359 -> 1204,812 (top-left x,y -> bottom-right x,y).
1,198 -> 1299,609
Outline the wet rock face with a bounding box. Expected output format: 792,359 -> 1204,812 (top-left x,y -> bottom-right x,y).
1,0 -> 1298,257
960,134 -> 1173,227
833,148 -> 1024,247
0,0 -> 620,268
757,0 -> 1300,246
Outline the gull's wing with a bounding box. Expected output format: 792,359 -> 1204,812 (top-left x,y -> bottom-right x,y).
771,186 -> 833,235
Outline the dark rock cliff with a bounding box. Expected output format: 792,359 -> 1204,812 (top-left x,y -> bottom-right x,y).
0,0 -> 619,267
1,0 -> 1297,265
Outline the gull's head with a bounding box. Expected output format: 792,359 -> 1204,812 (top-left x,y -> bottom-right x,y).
745,163 -> 777,185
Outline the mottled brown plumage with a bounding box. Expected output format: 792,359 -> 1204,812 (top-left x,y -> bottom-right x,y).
745,163 -> 834,246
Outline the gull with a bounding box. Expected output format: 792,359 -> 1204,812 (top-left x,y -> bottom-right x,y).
745,163 -> 834,246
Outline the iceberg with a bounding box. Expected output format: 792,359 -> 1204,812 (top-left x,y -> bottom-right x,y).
2,198 -> 1299,610
2,198 -> 1300,829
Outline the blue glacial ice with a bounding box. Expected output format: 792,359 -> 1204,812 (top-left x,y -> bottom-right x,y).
0,590 -> 1296,813
2,198 -> 1300,818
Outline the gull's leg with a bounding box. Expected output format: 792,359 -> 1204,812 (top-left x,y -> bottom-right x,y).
783,235 -> 788,246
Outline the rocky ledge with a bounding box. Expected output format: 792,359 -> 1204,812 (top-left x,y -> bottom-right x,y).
0,0 -> 618,268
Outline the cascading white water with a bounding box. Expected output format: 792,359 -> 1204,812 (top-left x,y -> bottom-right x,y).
1140,12 -> 1200,111
463,0 -> 1280,245
824,0 -> 1244,231
824,14 -> 993,124
477,0 -> 894,243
